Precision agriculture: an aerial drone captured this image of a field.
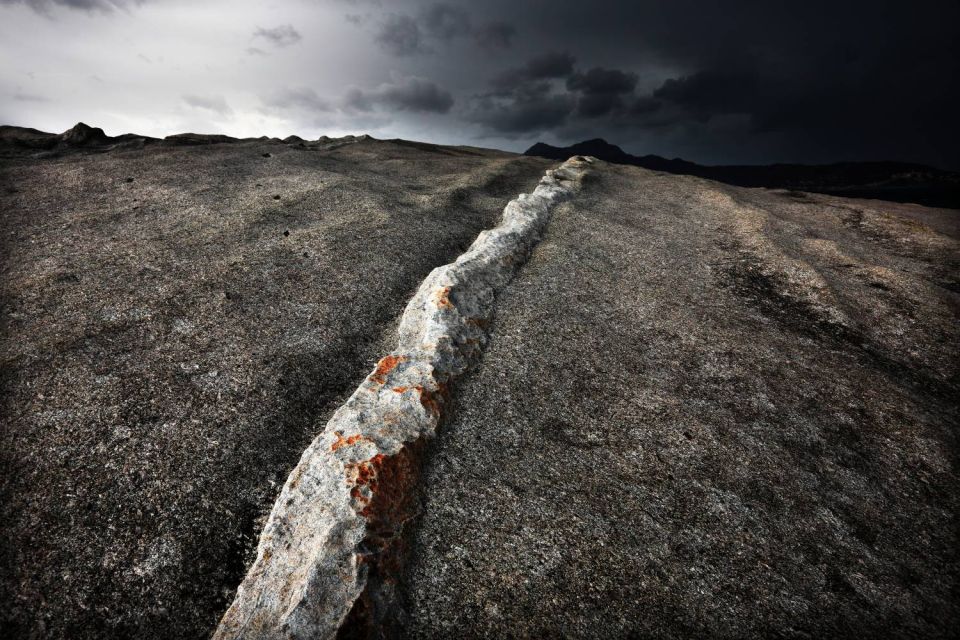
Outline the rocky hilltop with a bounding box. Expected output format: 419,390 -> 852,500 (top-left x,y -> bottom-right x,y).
1,125 -> 957,639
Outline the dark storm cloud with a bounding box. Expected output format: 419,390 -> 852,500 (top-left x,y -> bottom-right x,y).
368,3 -> 516,56
627,96 -> 661,117
378,78 -> 453,112
455,0 -> 960,167
567,68 -> 637,96
469,82 -> 575,135
375,14 -> 426,56
420,3 -> 470,41
472,21 -> 515,51
491,52 -> 576,92
566,67 -> 638,117
345,76 -> 453,113
253,25 -> 302,48
479,54 -> 645,133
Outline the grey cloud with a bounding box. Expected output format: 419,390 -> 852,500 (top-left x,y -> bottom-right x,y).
0,0 -> 143,13
473,52 -> 654,131
567,67 -> 637,95
470,82 -> 574,135
374,14 -> 427,56
472,52 -> 592,134
492,52 -> 575,91
652,69 -> 761,120
261,87 -> 333,112
566,67 -> 638,117
253,24 -> 302,48
182,94 -> 232,115
377,78 -> 453,112
523,52 -> 577,79
342,87 -> 373,112
628,96 -> 661,116
420,3 -> 470,41
245,47 -> 267,57
345,76 -> 453,113
367,3 -> 516,56
473,21 -> 516,50
573,92 -> 626,118
13,92 -> 50,102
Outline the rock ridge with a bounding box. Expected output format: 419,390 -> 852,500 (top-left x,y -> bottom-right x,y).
213,155 -> 594,639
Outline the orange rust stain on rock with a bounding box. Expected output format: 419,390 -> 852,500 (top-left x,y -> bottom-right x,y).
414,386 -> 441,417
330,432 -> 367,452
356,449 -> 419,521
392,386 -> 410,394
340,439 -> 428,633
434,286 -> 453,309
370,355 -> 405,384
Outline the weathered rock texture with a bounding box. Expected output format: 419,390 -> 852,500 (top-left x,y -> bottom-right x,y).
0,134 -> 551,639
214,157 -> 593,640
402,162 -> 959,638
2,126 -> 958,640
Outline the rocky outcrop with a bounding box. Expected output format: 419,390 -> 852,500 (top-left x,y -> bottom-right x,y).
213,156 -> 594,640
59,122 -> 110,146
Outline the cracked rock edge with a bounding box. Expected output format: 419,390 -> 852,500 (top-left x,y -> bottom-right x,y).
212,156 -> 595,640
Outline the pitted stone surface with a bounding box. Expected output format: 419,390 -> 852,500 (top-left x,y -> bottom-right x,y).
0,136 -> 553,640
401,162 -> 959,639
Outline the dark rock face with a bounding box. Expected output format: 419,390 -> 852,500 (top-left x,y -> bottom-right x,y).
60,122 -> 109,146
0,135 -> 551,639
0,125 -> 59,151
402,163 -> 960,638
525,139 -> 960,209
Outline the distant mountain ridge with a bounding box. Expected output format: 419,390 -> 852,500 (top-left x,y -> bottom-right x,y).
526,139 -> 960,209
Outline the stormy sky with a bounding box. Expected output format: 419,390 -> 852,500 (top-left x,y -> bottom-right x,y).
1,0 -> 958,167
